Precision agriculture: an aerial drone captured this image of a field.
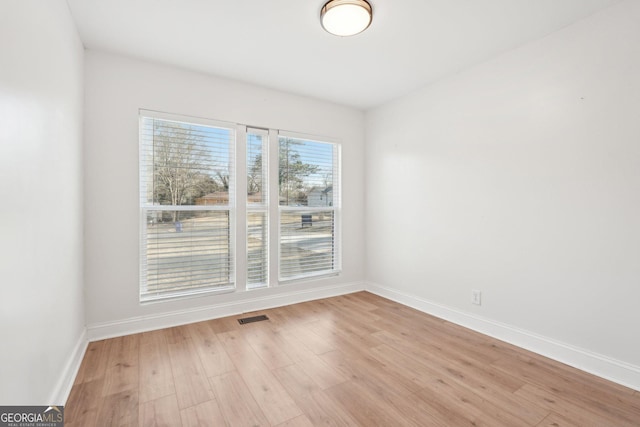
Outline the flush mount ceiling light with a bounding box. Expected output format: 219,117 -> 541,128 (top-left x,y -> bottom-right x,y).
321,0 -> 373,37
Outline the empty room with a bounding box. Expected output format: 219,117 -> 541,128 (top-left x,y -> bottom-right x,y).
1,0 -> 639,426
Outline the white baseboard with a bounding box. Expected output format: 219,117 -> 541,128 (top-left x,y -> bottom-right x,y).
87,281 -> 365,341
366,281 -> 640,392
50,327 -> 88,405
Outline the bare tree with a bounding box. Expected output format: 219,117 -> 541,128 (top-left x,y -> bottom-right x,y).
247,153 -> 262,195
279,138 -> 319,205
215,171 -> 229,191
152,122 -> 221,220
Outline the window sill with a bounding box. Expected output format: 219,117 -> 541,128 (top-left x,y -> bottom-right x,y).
140,284 -> 236,305
278,270 -> 341,286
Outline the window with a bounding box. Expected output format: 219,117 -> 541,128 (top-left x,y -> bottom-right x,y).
279,135 -> 341,281
139,111 -> 235,301
139,111 -> 341,302
246,128 -> 268,289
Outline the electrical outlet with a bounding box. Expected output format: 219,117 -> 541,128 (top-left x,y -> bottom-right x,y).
472,290 -> 482,305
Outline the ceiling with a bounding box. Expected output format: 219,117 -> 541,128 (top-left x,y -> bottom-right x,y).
66,0 -> 620,110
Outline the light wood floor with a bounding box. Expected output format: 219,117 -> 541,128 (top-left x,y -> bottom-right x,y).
66,292 -> 640,426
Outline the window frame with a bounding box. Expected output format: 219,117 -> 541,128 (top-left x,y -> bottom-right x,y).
277,131 -> 342,283
138,111 -> 342,303
139,110 -> 237,303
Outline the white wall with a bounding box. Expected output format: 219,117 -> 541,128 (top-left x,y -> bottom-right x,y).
83,51 -> 365,333
0,1 -> 85,404
366,0 -> 640,379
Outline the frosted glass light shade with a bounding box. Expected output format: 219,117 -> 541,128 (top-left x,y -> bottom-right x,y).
321,0 -> 372,37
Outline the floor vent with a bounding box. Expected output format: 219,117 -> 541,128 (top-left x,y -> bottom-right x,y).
238,314 -> 269,325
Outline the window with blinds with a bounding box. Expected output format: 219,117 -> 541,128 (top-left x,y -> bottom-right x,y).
139,111 -> 235,302
279,135 -> 341,281
247,129 -> 268,289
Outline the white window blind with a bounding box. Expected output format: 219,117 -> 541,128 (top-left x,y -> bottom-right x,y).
279,135 -> 341,281
246,129 -> 268,289
139,111 -> 235,302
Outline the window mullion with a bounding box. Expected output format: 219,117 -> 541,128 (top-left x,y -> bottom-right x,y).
235,125 -> 247,292
268,128 -> 280,287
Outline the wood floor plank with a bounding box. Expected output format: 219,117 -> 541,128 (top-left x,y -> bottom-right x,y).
271,303 -> 320,327
265,325 -> 317,362
373,312 -> 502,365
139,394 -> 181,427
65,378 -> 104,427
273,363 -> 363,427
275,414 -> 315,427
371,300 -> 446,328
206,315 -> 241,334
164,324 -> 192,344
103,334 -> 139,396
294,354 -> 348,390
172,371 -> 214,411
297,390 -> 361,427
74,339 -> 111,384
432,318 -> 531,362
95,389 -> 139,427
209,371 -> 269,427
307,318 -> 381,358
510,350 -> 638,399
372,329 -> 525,391
321,349 -> 421,397
274,363 -> 322,398
367,343 -> 437,389
381,390 -> 454,427
186,321 -> 236,378
412,385 -> 487,427
288,299 -> 332,324
355,292 -> 430,316
416,377 -> 526,427
372,316 -> 490,363
318,313 -> 382,342
372,299 -> 527,366
323,296 -> 383,328
242,324 -> 295,369
337,292 -> 381,312
284,324 -> 336,355
216,329 -> 262,365
180,399 -> 226,427
515,383 -> 638,427
138,329 -> 175,403
67,292 -> 640,427
168,337 -> 204,379
535,412 -> 582,427
517,352 -> 640,407
368,341 -> 547,425
258,305 -> 303,328
325,379 -> 421,427
494,356 -> 640,425
219,330 -> 302,425
443,350 -> 527,393
168,337 -> 215,409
